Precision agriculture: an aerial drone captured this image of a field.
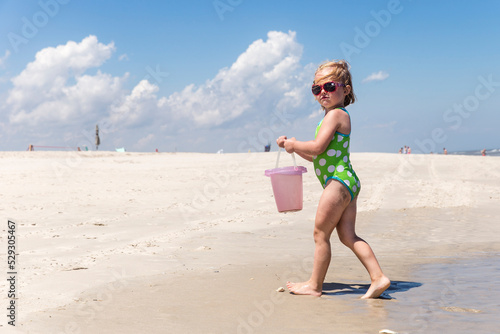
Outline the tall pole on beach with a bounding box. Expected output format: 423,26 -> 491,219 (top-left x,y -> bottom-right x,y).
95,124 -> 100,151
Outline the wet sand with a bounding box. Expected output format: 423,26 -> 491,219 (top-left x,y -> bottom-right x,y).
0,151 -> 498,333
384,256 -> 500,334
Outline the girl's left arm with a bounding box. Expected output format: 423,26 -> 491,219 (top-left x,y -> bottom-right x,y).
284,111 -> 340,157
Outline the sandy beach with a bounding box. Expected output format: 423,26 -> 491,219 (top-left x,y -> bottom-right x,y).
1,151 -> 499,333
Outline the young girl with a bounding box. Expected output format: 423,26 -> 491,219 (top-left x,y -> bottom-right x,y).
277,60 -> 390,298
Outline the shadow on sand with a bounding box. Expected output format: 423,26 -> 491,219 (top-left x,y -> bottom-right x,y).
322,281 -> 422,299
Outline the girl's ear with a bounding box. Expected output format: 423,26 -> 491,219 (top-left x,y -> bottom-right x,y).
344,85 -> 351,96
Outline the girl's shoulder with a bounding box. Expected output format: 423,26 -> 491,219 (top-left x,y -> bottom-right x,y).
322,108 -> 351,135
324,107 -> 350,122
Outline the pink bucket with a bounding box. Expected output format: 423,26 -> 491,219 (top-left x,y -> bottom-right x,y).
265,152 -> 307,212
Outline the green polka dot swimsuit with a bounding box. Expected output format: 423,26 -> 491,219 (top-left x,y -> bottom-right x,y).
313,107 -> 361,200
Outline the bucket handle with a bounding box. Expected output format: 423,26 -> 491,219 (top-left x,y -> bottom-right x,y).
276,148 -> 298,169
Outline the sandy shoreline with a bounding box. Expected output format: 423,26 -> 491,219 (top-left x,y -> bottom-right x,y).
0,151 -> 498,333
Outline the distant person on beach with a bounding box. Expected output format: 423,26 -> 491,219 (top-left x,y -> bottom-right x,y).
481,149 -> 486,156
443,148 -> 448,155
276,60 -> 390,299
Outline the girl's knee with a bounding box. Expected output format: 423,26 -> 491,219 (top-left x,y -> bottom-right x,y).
338,233 -> 356,248
313,228 -> 330,244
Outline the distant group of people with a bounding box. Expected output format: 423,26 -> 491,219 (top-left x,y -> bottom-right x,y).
398,146 -> 448,154
398,146 -> 487,156
399,145 -> 412,154
398,146 -> 447,154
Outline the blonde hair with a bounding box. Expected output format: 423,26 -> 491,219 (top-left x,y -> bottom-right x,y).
314,60 -> 356,107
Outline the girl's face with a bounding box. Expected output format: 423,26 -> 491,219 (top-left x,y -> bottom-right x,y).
313,68 -> 350,111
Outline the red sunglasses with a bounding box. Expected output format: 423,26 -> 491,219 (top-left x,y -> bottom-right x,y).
311,82 -> 345,96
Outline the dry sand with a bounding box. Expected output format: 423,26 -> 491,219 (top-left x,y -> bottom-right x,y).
0,151 -> 499,333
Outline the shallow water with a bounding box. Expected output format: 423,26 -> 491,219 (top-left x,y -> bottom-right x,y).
383,255 -> 500,334
450,148 -> 500,156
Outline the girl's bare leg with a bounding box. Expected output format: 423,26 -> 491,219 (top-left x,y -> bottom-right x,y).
287,180 -> 350,296
336,197 -> 390,298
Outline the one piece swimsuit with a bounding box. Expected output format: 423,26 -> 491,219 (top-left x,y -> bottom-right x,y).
313,107 -> 361,200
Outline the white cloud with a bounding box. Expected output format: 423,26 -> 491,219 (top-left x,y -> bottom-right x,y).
0,50 -> 10,68
7,35 -> 118,126
163,30 -> 305,127
11,71 -> 126,126
118,54 -> 129,61
108,79 -> 159,126
362,70 -> 389,83
12,35 -> 114,90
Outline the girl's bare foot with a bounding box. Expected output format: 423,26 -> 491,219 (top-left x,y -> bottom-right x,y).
361,275 -> 390,299
286,281 -> 322,296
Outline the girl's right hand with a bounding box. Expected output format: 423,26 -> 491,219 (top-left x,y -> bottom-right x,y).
276,136 -> 287,148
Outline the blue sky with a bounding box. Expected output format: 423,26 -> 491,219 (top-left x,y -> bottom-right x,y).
0,0 -> 499,153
